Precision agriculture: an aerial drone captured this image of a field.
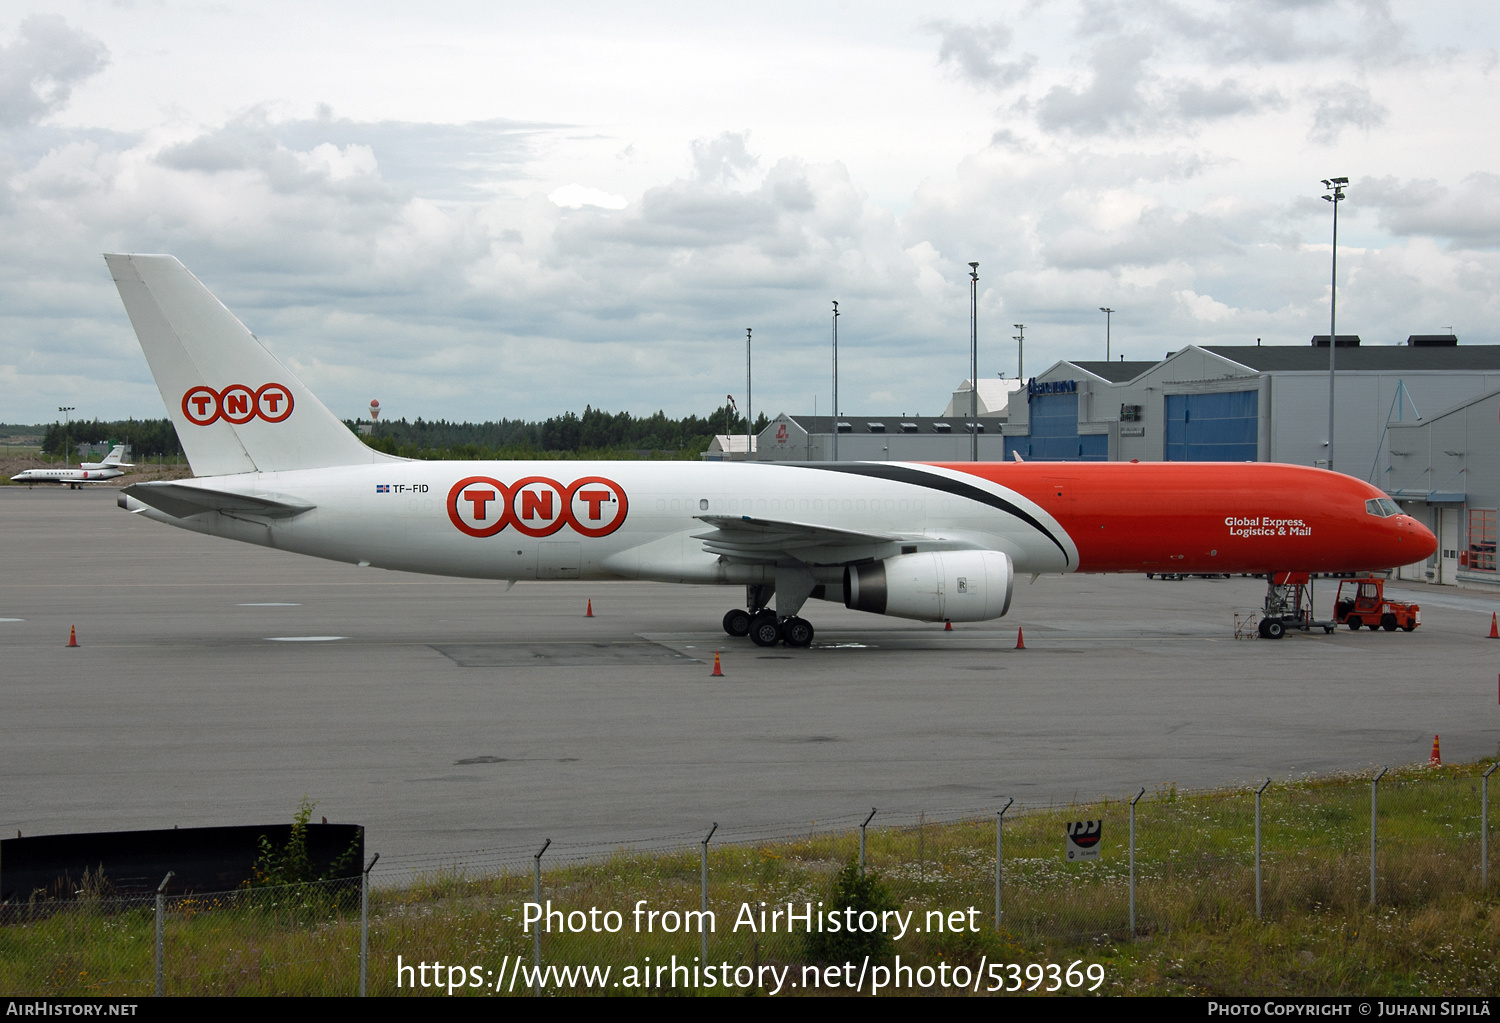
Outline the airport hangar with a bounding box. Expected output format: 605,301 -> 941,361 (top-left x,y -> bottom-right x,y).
750,336 -> 1500,593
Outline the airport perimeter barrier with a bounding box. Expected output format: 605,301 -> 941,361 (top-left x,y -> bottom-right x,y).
2,763 -> 1495,996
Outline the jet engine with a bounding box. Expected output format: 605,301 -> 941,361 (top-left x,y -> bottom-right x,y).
843,550 -> 1014,623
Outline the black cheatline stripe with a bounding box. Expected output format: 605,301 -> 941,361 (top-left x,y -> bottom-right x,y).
786,462 -> 1070,566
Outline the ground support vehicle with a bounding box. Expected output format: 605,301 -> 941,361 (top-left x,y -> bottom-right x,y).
1333,577 -> 1421,632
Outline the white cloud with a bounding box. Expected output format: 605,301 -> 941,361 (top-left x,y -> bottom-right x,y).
0,14 -> 107,129
1308,83 -> 1389,144
930,20 -> 1035,92
0,2 -> 1498,423
548,183 -> 627,210
1176,289 -> 1237,322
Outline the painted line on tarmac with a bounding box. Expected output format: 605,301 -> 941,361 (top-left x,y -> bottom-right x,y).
239,602 -> 302,606
265,636 -> 346,642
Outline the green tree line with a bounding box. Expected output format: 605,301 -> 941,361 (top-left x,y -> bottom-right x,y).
41,419 -> 184,458
32,403 -> 771,462
355,402 -> 769,461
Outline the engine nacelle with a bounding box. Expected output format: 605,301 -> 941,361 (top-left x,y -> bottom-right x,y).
843,550 -> 1014,623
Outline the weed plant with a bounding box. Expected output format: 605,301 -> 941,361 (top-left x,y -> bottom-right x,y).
2,761 -> 1497,996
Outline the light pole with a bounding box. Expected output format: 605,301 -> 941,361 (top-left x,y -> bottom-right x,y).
831,301 -> 839,462
58,406 -> 75,467
745,328 -> 753,462
969,262 -> 979,462
1322,176 -> 1348,473
1012,324 -> 1025,382
1099,307 -> 1114,362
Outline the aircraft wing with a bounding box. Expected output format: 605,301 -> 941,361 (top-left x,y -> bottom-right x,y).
121,482 -> 315,519
692,514 -> 980,564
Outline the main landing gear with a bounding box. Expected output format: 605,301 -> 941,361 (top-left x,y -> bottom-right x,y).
722,607 -> 815,648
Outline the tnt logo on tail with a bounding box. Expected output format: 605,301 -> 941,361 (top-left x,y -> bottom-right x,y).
182,384 -> 294,426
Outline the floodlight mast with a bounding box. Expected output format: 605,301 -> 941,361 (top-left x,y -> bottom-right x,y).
745,328 -> 753,462
58,406 -> 75,467
1099,308 -> 1114,362
969,262 -> 979,462
1322,176 -> 1348,474
831,301 -> 839,462
1012,324 -> 1025,382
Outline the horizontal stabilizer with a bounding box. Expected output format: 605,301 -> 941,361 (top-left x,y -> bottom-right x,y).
122,482 -> 315,519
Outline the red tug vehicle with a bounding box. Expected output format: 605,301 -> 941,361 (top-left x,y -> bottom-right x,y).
1332,576 -> 1421,632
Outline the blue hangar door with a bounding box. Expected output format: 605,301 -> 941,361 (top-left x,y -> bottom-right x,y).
1005,392 -> 1107,461
1164,391 -> 1259,461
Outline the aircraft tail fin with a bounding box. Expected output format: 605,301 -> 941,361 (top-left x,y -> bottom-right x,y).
104,254 -> 396,477
101,444 -> 129,466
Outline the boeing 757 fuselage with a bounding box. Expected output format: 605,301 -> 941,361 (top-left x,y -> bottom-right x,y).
102,254 -> 1436,647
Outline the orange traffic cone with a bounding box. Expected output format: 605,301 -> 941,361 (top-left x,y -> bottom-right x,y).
944,620 -> 952,631
1015,627 -> 1025,650
586,599 -> 594,618
711,651 -> 723,677
1489,613 -> 1497,638
67,625 -> 78,648
1430,734 -> 1441,766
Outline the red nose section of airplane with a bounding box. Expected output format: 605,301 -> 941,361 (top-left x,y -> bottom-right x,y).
1398,514 -> 1438,565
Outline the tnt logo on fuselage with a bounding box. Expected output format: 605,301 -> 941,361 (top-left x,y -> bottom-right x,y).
182,384 -> 294,426
447,475 -> 629,539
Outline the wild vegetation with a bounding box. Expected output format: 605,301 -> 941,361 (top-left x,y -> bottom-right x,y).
3,760 -> 1496,996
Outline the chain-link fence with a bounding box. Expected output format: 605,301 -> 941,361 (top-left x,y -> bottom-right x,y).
0,878 -> 361,996
2,762 -> 1496,995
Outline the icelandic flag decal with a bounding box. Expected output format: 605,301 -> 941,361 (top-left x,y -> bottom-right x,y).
376,484 -> 390,493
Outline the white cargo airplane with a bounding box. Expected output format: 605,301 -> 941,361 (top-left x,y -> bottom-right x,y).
105,254 -> 1434,646
11,445 -> 133,488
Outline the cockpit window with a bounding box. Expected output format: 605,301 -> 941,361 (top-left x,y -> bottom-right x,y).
1366,498 -> 1403,518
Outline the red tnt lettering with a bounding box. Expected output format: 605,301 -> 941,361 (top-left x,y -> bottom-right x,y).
464,489 -> 497,520
192,394 -> 213,415
578,490 -> 610,520
521,490 -> 554,520
261,391 -> 282,413
225,393 -> 249,416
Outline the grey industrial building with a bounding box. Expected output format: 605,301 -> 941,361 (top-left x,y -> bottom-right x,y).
750,336 -> 1500,591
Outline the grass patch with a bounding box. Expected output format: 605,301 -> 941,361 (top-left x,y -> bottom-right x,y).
3,761 -> 1497,995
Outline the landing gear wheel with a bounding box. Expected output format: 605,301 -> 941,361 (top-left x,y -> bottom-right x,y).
722,609 -> 751,637
1381,614 -> 1398,632
782,617 -> 814,648
1264,619 -> 1286,640
749,616 -> 782,647
1257,618 -> 1271,639
1346,616 -> 1362,631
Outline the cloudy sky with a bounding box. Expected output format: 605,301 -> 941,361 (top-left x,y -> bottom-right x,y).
1,1 -> 1497,426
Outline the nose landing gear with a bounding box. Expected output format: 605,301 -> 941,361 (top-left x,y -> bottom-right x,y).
1258,572 -> 1337,638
